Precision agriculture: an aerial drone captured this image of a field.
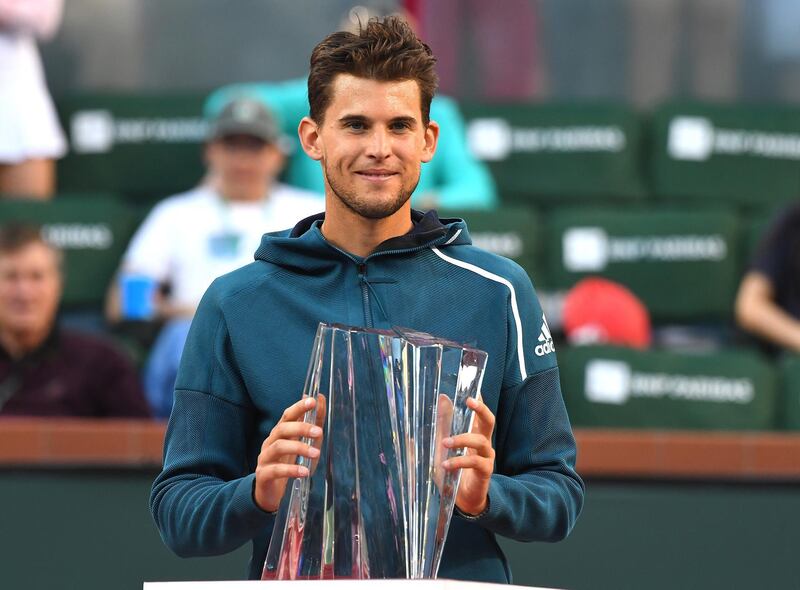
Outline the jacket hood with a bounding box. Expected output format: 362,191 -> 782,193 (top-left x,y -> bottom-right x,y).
254,209 -> 471,272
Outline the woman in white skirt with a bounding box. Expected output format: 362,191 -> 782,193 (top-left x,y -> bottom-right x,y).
0,0 -> 67,199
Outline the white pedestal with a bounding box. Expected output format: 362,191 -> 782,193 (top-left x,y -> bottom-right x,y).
143,580 -> 560,590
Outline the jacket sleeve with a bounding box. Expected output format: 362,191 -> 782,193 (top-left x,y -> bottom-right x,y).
459,264 -> 585,542
149,283 -> 273,557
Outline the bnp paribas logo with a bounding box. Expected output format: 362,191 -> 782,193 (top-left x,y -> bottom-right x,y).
69,110 -> 208,154
667,116 -> 714,161
585,360 -> 632,405
466,118 -> 513,161
71,110 -> 115,154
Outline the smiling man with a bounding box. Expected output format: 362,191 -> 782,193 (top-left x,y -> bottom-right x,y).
151,17 -> 583,583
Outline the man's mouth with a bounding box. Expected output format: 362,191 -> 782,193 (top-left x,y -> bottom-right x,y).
356,170 -> 397,181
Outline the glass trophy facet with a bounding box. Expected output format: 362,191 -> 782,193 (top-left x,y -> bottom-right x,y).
261,323 -> 488,580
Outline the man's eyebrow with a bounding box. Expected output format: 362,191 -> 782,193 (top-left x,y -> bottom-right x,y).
389,116 -> 418,127
338,114 -> 370,124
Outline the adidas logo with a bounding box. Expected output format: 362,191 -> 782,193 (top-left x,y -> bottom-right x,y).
535,314 -> 556,357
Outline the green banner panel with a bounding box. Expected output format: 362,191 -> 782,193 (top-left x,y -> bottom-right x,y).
439,206 -> 543,284
0,195 -> 140,307
55,94 -> 208,202
560,345 -> 777,430
651,102 -> 800,206
461,102 -> 646,203
779,355 -> 800,430
544,206 -> 741,321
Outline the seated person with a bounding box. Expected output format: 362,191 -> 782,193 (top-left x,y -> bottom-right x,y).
106,98 -> 322,418
735,203 -> 800,354
205,77 -> 498,210
0,223 -> 150,417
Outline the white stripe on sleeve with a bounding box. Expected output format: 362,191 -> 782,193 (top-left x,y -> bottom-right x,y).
431,247 -> 527,380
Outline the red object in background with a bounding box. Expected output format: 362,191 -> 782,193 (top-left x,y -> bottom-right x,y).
562,277 -> 652,349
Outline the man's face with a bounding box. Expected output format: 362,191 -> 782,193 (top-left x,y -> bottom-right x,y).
308,74 -> 438,219
205,134 -> 285,200
0,242 -> 62,338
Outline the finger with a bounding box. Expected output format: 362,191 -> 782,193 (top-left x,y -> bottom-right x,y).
266,422 -> 323,445
279,396 -> 317,424
258,462 -> 310,480
466,395 -> 495,434
442,454 -> 493,473
261,440 -> 321,463
442,433 -> 494,457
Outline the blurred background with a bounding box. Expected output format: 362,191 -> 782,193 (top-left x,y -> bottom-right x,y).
2,1 -> 800,589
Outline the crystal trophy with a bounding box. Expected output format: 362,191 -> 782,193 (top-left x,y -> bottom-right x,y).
261,322 -> 488,580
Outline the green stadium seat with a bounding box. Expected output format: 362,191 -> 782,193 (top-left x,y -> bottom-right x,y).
460,102 -> 646,204
560,345 -> 777,430
543,206 -> 741,322
439,206 -> 543,283
651,102 -> 800,206
55,94 -> 208,203
779,355 -> 800,431
0,194 -> 140,307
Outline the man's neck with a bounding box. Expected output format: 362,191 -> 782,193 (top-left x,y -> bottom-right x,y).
0,328 -> 49,360
321,198 -> 413,258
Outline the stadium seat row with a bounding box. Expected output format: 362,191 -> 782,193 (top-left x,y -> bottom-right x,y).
0,195 -> 772,327
53,94 -> 800,209
560,345 -> 800,431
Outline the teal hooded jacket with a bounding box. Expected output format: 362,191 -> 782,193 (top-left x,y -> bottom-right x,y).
150,210 -> 584,583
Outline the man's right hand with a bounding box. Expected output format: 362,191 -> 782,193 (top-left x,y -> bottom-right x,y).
254,396 -> 325,513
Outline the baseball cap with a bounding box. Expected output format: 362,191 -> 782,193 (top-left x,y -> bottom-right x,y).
207,97 -> 282,144
562,277 -> 652,349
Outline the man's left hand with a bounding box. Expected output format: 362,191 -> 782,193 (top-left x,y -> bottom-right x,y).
442,394 -> 495,516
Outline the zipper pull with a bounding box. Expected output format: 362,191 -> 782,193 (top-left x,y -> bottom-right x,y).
357,263 -> 367,278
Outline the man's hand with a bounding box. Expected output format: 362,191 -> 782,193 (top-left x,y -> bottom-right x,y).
254,396 -> 325,513
442,395 -> 495,516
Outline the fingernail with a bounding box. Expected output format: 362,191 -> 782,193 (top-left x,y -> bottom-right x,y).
442,460 -> 451,469
308,447 -> 320,457
305,398 -> 315,408
443,437 -> 453,447
298,466 -> 309,476
310,426 -> 322,437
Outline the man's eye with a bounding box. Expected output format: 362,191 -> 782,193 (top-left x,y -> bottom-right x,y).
345,121 -> 365,131
390,122 -> 411,131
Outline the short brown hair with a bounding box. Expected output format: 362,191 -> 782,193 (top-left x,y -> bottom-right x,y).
0,223 -> 46,254
307,16 -> 438,125
0,222 -> 63,270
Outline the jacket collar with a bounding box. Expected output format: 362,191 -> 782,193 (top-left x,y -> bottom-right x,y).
255,209 -> 471,271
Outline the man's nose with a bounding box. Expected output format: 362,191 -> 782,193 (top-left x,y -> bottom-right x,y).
365,128 -> 391,159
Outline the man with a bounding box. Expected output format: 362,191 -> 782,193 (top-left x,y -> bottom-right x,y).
151,17 -> 583,583
106,98 -> 322,417
203,9 -> 498,212
0,223 -> 149,417
735,203 -> 800,353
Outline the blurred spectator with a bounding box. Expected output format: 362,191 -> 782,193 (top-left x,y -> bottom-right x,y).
106,98 -> 322,417
0,223 -> 149,417
562,277 -> 651,348
735,202 -> 800,354
206,79 -> 498,211
0,0 -> 67,199
413,0 -> 542,100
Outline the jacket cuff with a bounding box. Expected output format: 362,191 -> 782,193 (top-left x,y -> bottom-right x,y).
453,479 -> 496,522
242,473 -> 278,518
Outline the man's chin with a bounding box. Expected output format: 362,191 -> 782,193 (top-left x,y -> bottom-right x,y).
352,196 -> 410,220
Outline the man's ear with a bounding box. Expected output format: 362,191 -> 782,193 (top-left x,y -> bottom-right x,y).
421,120 -> 440,163
298,116 -> 323,161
